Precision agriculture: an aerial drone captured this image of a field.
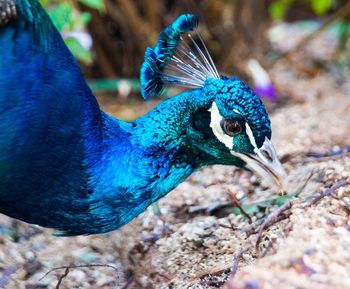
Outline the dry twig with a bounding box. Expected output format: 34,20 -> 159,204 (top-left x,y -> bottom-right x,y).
229,249 -> 248,280
55,267 -> 69,289
121,274 -> 134,289
195,248 -> 248,287
255,179 -> 349,249
227,189 -> 253,223
219,218 -> 239,231
255,200 -> 293,249
301,180 -> 348,208
40,264 -> 120,289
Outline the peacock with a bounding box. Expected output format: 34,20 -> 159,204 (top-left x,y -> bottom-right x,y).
0,0 -> 286,235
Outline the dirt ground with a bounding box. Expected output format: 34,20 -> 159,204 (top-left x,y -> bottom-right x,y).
0,27 -> 350,289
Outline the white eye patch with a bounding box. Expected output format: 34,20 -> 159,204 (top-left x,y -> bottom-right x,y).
208,101 -> 259,151
245,122 -> 258,151
208,102 -> 233,149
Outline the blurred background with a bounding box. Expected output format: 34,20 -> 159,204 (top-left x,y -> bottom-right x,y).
40,0 -> 350,119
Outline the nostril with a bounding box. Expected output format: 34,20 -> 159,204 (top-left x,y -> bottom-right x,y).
261,149 -> 273,162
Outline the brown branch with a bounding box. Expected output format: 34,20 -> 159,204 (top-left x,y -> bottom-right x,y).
194,263 -> 233,281
194,248 -> 248,287
121,273 -> 134,289
255,200 -> 293,249
229,248 -> 248,280
301,180 -> 349,208
219,218 -> 240,232
227,189 -> 253,223
255,179 -> 349,249
115,0 -> 153,42
40,264 -> 121,288
55,267 -> 69,289
223,171 -> 314,242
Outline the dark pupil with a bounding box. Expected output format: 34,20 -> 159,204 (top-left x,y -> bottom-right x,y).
220,119 -> 242,136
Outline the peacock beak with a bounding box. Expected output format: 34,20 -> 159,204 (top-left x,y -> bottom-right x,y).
231,137 -> 287,193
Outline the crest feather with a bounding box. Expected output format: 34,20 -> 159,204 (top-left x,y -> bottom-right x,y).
140,14 -> 219,100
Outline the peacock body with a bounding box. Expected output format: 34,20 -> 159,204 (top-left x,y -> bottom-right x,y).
0,0 -> 285,235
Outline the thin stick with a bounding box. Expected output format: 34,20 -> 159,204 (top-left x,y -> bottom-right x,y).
194,248 -> 248,287
255,179 -> 348,249
55,267 -> 69,289
223,172 -> 314,239
255,200 -> 293,249
121,274 -> 135,289
40,263 -> 121,289
227,189 -> 253,223
40,264 -> 120,281
219,218 -> 239,232
301,180 -> 348,208
229,249 -> 247,280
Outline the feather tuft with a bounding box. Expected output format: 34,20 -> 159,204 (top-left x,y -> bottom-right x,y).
153,14 -> 198,63
140,48 -> 163,100
140,14 -> 219,100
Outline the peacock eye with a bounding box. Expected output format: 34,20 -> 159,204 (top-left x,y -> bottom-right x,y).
220,118 -> 242,137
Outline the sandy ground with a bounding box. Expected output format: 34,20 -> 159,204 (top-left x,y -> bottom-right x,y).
1,31 -> 350,289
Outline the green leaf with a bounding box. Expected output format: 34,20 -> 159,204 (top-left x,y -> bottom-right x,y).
269,0 -> 294,20
77,12 -> 92,26
65,38 -> 93,64
311,0 -> 332,16
269,2 -> 287,20
274,195 -> 291,206
47,3 -> 74,32
78,0 -> 105,13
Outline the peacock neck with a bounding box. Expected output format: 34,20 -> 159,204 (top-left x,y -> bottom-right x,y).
134,89 -> 214,166
91,90 -> 214,203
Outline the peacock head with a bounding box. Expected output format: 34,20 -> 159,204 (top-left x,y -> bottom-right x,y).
140,14 -> 286,191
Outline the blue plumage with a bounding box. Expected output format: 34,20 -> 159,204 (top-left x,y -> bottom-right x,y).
154,14 -> 198,61
0,1 -> 285,235
140,14 -> 198,99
